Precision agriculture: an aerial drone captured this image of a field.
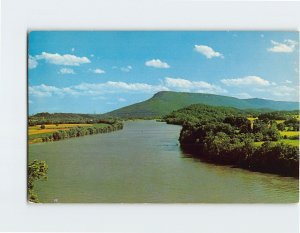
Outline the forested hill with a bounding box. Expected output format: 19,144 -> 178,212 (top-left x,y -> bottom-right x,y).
104,91 -> 299,119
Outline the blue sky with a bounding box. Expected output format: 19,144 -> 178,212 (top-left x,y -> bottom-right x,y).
28,31 -> 299,114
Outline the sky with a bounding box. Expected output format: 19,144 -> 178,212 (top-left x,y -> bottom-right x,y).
28,31 -> 299,114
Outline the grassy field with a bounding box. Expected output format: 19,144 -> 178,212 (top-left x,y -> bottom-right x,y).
28,123 -> 109,144
254,139 -> 299,147
279,131 -> 299,137
29,124 -> 91,135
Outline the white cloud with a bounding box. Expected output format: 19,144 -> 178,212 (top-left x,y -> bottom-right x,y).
118,98 -> 126,102
221,76 -> 271,87
221,76 -> 298,101
234,92 -> 252,99
145,59 -> 170,69
29,55 -> 38,69
29,76 -> 229,100
194,45 -> 224,59
29,81 -> 169,98
255,85 -> 298,100
92,68 -> 105,74
35,52 -> 91,66
28,84 -> 64,97
284,80 -> 292,84
121,65 -> 133,72
164,77 -> 227,94
268,39 -> 297,53
59,68 -> 75,74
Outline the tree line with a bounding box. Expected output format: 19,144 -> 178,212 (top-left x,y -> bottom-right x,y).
39,122 -> 123,142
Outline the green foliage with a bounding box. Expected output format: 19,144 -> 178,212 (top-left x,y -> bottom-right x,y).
258,112 -> 287,121
277,122 -> 285,131
284,118 -> 299,131
40,124 -> 46,129
28,112 -> 118,125
165,104 -> 246,125
249,142 -> 299,177
39,123 -> 123,143
28,160 -> 48,202
168,103 -> 299,177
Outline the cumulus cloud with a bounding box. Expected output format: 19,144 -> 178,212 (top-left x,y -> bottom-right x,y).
59,68 -> 75,74
28,55 -> 38,69
194,45 -> 224,59
35,52 -> 91,66
92,68 -> 105,74
29,76 -> 229,100
145,59 -> 170,69
255,85 -> 298,101
220,75 -> 298,101
121,65 -> 133,72
28,84 -> 64,97
268,39 -> 297,53
29,81 -> 169,98
221,76 -> 271,87
164,77 -> 227,94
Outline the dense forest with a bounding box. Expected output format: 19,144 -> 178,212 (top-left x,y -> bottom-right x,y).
164,104 -> 299,177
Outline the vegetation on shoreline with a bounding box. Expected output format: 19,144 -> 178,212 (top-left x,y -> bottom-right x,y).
28,160 -> 48,202
28,113 -> 123,143
164,104 -> 299,177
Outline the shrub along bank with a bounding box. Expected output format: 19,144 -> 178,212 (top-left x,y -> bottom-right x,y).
29,122 -> 123,143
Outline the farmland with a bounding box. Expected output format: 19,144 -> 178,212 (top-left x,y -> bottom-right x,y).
28,123 -> 123,144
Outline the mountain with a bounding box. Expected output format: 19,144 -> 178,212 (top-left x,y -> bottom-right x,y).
103,91 -> 299,118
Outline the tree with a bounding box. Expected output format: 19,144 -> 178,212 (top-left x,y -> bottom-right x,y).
277,123 -> 285,131
28,160 -> 48,202
40,124 -> 46,129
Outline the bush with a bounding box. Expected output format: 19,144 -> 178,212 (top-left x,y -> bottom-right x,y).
28,160 -> 48,202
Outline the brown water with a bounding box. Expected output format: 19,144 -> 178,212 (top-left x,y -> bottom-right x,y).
29,120 -> 299,203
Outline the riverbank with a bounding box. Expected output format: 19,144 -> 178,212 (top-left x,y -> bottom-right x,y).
28,122 -> 123,144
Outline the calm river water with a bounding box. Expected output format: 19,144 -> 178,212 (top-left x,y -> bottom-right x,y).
29,120 -> 299,203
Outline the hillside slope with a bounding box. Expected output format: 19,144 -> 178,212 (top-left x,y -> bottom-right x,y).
104,91 -> 299,118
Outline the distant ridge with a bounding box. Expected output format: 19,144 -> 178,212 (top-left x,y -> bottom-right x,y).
104,91 -> 299,118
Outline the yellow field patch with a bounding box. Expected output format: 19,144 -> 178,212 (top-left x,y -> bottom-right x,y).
28,124 -> 91,136
247,117 -> 257,121
280,131 -> 299,137
275,120 -> 285,124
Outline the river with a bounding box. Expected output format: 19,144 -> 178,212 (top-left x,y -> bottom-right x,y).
28,120 -> 299,203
